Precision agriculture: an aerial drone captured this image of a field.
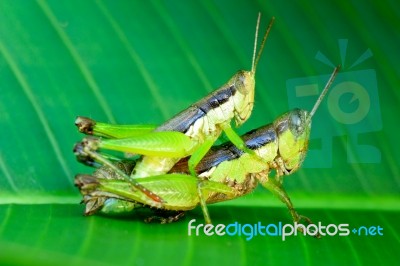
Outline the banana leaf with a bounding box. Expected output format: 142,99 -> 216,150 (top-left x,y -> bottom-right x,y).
0,0 -> 399,265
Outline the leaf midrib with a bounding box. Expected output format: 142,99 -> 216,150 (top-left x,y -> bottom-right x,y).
0,193 -> 398,212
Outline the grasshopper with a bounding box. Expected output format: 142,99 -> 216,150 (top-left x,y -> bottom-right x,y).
74,14 -> 274,211
75,66 -> 340,226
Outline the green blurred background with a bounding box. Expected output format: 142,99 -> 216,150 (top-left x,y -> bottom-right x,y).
0,0 -> 399,265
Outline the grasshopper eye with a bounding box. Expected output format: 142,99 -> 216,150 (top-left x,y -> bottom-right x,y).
232,70 -> 254,94
290,113 -> 301,128
288,109 -> 307,138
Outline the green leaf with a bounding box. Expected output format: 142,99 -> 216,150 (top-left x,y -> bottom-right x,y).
0,0 -> 399,265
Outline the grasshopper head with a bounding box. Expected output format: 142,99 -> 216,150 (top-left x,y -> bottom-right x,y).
274,108 -> 311,173
273,66 -> 340,174
229,15 -> 274,127
230,70 -> 255,126
233,70 -> 255,94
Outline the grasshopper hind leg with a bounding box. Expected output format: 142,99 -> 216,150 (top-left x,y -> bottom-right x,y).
196,180 -> 212,224
74,137 -> 164,203
75,116 -> 156,138
75,170 -> 142,216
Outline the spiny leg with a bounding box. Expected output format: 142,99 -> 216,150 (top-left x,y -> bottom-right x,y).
144,210 -> 185,224
73,137 -> 163,203
94,161 -> 140,215
260,175 -> 320,237
76,170 -> 234,223
270,157 -> 290,185
75,174 -> 144,215
197,180 -> 212,224
75,174 -> 105,215
193,177 -> 237,224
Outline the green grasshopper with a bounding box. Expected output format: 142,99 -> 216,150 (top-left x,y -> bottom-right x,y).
75,66 -> 340,225
74,14 -> 274,213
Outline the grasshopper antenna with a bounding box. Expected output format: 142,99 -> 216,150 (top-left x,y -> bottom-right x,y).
308,65 -> 341,122
251,14 -> 275,74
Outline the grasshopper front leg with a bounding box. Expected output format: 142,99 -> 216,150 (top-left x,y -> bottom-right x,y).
258,169 -> 320,237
